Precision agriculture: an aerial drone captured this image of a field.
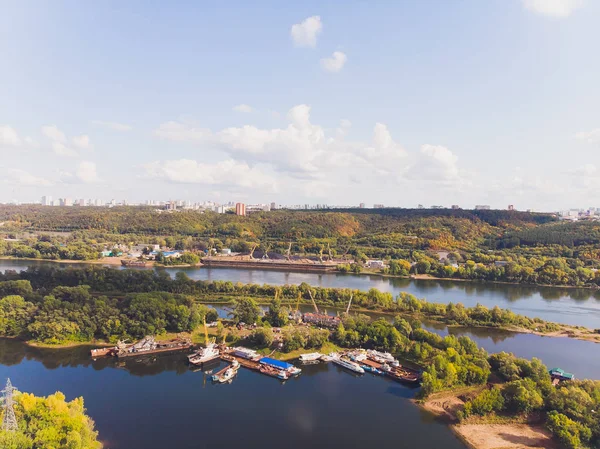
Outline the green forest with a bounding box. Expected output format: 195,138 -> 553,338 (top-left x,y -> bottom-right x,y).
0,389 -> 102,449
1,205 -> 600,287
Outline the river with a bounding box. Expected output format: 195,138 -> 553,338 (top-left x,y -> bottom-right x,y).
0,338 -> 465,449
2,259 -> 600,328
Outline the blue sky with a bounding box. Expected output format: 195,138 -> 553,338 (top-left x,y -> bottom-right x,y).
1,0 -> 599,210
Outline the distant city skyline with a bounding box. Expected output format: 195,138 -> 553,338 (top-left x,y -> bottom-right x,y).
8,195 -> 600,215
1,1 -> 600,210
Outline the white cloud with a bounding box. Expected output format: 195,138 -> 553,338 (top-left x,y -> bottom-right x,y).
154,105 -> 407,177
72,134 -> 92,150
0,126 -> 22,146
42,125 -> 67,143
91,120 -> 132,131
154,121 -> 212,143
362,123 -> 406,169
143,158 -> 277,191
233,104 -> 254,113
575,128 -> 600,144
76,161 -> 100,183
291,16 -> 322,47
406,144 -> 464,187
5,169 -> 52,186
320,51 -> 347,72
42,125 -> 88,156
52,142 -> 78,157
522,0 -> 585,17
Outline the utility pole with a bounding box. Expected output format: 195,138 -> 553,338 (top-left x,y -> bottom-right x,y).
1,378 -> 18,432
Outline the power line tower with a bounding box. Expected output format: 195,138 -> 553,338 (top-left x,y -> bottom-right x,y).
1,378 -> 18,432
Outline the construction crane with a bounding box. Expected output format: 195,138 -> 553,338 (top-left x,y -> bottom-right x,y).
295,292 -> 301,314
345,294 -> 353,314
249,243 -> 259,260
308,290 -> 319,314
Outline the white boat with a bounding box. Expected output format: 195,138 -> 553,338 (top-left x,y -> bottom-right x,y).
232,346 -> 261,360
331,354 -> 365,374
188,343 -> 220,365
287,366 -> 302,376
367,349 -> 395,363
320,354 -> 333,362
212,360 -> 240,383
299,352 -> 322,362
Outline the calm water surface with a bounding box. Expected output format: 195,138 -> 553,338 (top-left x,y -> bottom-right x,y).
2,259 -> 600,327
0,339 -> 465,449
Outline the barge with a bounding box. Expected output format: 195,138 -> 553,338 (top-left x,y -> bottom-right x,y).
91,336 -> 193,358
121,259 -> 149,267
201,258 -> 338,273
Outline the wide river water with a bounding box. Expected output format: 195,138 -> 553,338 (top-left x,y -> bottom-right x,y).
0,338 -> 465,449
2,259 -> 600,448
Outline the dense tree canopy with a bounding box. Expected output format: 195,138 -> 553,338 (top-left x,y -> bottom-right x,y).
0,390 -> 102,449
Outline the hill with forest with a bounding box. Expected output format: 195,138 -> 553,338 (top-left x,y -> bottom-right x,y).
3,205 -> 600,287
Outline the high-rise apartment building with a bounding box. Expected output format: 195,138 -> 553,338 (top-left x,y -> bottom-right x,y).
235,203 -> 246,216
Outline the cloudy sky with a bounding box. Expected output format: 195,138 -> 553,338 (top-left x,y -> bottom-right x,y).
1,0 -> 599,210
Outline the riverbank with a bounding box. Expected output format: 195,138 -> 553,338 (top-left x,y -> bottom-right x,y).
418,388 -> 557,449
0,255 -> 123,265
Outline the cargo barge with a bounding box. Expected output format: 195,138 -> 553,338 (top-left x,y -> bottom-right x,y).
121,259 -> 149,267
90,336 -> 193,358
201,258 -> 338,273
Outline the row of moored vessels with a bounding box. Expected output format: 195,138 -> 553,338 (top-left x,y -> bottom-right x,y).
323,349 -> 421,383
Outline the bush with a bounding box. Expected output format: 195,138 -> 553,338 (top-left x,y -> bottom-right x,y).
546,411 -> 592,449
469,387 -> 505,416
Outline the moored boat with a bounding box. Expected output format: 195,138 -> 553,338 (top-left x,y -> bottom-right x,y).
299,352 -> 322,363
211,360 -> 240,383
188,343 -> 220,365
115,336 -> 193,358
330,353 -> 365,374
121,259 -> 148,267
259,364 -> 289,380
362,365 -> 384,375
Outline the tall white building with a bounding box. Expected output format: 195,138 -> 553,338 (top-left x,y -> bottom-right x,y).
41,195 -> 52,206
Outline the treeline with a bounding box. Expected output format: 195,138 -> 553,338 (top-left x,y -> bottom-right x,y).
496,221 -> 600,248
0,283 -> 217,344
1,266 -> 564,333
0,390 -> 101,449
459,352 -> 600,449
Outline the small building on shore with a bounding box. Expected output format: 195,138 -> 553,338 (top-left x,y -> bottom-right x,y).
549,367 -> 575,384
302,313 -> 341,328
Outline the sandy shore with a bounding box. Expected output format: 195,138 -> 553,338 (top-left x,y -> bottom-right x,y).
419,389 -> 557,449
455,423 -> 557,449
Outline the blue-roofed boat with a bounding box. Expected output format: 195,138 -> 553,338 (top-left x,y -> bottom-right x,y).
259,357 -> 302,378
